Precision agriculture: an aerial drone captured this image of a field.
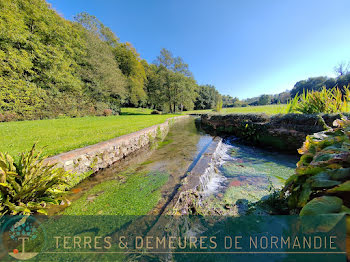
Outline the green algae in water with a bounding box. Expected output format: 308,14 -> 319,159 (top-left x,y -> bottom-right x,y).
64,170 -> 169,215
221,141 -> 297,205
157,138 -> 174,148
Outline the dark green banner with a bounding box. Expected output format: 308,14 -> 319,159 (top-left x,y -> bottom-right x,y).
0,215 -> 347,261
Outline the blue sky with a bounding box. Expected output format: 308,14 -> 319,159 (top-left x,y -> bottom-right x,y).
48,0 -> 350,99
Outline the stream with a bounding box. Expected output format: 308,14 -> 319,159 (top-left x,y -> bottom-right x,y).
50,117 -> 212,215
50,117 -> 298,216
196,137 -> 299,215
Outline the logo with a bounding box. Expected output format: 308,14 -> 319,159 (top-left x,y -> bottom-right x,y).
1,216 -> 46,260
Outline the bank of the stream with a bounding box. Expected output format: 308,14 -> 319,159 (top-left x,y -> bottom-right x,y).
54,116 -> 299,218
52,117 -> 213,215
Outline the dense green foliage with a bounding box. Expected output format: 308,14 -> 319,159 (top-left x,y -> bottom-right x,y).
145,48 -> 201,112
290,73 -> 350,98
288,86 -> 350,114
0,145 -> 69,215
282,118 -> 350,215
257,94 -> 271,105
194,85 -> 221,110
0,0 -> 89,120
0,1 -> 221,120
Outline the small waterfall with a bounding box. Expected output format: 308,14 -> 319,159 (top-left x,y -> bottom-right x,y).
199,140 -> 234,196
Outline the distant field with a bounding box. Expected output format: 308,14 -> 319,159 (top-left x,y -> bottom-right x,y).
0,112 -> 177,158
184,104 -> 289,115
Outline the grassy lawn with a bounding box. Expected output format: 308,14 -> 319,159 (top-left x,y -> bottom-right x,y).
0,105 -> 287,158
120,107 -> 154,115
0,112 -> 177,158
184,104 -> 288,115
222,104 -> 288,114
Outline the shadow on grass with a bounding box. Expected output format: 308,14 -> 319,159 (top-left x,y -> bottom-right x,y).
120,112 -> 151,115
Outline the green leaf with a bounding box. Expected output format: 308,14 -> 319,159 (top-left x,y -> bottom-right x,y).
300,196 -> 343,216
328,168 -> 350,181
340,205 -> 350,215
310,173 -> 341,188
36,209 -> 48,215
327,181 -> 350,193
313,153 -> 334,162
297,183 -> 312,207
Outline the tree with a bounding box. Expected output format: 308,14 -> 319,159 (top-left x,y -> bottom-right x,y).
334,61 -> 349,76
195,85 -> 221,110
153,48 -> 197,113
75,13 -> 126,113
113,42 -> 147,107
0,0 -> 88,119
144,62 -> 164,110
258,94 -> 271,105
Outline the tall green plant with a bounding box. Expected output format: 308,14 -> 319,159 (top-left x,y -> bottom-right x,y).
288,85 -> 350,114
0,145 -> 70,215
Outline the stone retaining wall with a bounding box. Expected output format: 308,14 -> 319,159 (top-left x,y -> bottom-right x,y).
44,115 -> 190,175
201,113 -> 349,153
166,137 -> 222,215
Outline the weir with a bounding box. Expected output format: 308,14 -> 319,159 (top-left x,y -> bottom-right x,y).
50,115 -> 300,216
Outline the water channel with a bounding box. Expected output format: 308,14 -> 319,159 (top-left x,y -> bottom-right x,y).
50,117 -> 298,216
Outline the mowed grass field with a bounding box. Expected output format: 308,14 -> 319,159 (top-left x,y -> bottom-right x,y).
185,104 -> 289,115
0,109 -> 177,158
0,105 -> 286,158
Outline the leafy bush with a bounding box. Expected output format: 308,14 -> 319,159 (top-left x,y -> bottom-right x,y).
0,112 -> 18,122
0,145 -> 70,215
288,86 -> 350,114
282,118 -> 350,215
151,110 -> 162,115
103,109 -> 113,116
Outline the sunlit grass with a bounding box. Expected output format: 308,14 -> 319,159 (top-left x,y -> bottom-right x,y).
120,107 -> 154,115
0,113 -> 177,158
184,104 -> 289,115
0,105 -> 288,159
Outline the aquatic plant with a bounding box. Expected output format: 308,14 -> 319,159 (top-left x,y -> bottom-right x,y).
288,85 -> 350,114
0,145 -> 70,215
282,118 -> 350,215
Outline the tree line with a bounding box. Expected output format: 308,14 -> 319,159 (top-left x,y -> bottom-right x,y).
222,65 -> 350,108
0,0 -> 222,121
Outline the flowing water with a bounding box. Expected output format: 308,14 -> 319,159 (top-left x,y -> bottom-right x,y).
50,117 -> 213,215
50,117 -> 298,215
197,137 -> 299,214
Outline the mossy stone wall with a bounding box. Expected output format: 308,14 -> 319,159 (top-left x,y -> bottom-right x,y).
201,113 -> 350,153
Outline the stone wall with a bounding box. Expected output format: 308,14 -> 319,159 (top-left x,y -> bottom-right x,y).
201,113 -> 349,153
166,137 -> 222,215
44,115 -> 190,176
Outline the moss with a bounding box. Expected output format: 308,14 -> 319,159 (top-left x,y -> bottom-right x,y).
64,170 -> 169,215
156,126 -> 162,140
157,138 -> 174,148
90,156 -> 98,169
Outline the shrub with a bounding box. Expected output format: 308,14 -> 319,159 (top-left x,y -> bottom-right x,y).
282,118 -> 350,215
151,110 -> 162,115
103,109 -> 113,116
0,145 -> 70,215
0,112 -> 19,122
288,85 -> 350,114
